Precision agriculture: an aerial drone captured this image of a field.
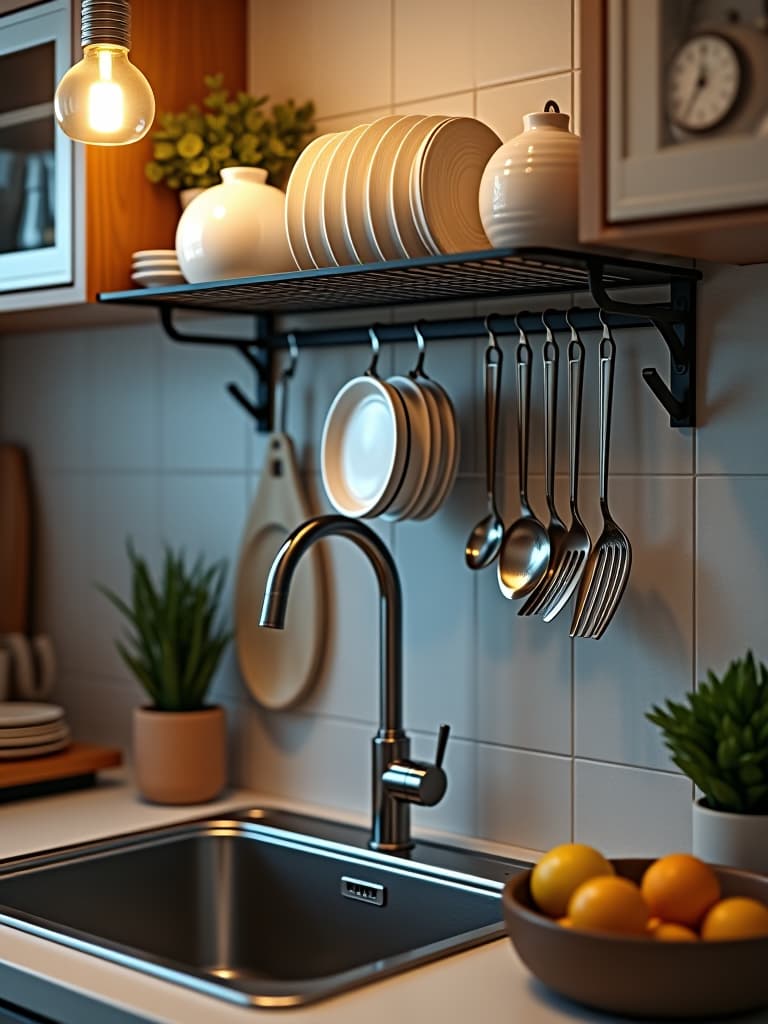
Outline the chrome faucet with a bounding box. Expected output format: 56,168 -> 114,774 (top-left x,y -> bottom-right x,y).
259,514 -> 450,852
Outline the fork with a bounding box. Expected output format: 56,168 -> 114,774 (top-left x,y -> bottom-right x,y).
538,316 -> 591,622
518,314 -> 567,615
570,316 -> 632,639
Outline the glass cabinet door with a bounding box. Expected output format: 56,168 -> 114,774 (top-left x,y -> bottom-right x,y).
0,0 -> 72,294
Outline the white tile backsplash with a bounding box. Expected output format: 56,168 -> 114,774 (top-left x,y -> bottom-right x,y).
1,0 -> 763,860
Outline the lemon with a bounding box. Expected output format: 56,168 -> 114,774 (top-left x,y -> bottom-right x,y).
530,843 -> 614,918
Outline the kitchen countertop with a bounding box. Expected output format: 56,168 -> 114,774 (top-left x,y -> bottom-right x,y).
0,773 -> 766,1024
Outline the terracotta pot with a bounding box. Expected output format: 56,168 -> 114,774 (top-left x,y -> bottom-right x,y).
133,705 -> 226,805
692,797 -> 768,874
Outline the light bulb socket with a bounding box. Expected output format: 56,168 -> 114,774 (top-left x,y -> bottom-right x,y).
81,0 -> 131,49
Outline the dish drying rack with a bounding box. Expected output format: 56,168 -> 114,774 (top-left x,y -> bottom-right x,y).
98,246 -> 700,430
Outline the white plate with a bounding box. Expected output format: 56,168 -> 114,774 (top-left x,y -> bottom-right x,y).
0,724 -> 70,748
341,115 -> 403,264
131,249 -> 177,260
405,376 -> 444,519
285,133 -> 339,271
418,116 -> 501,253
0,736 -> 70,759
320,123 -> 369,266
0,702 -> 64,727
408,125 -> 446,255
388,115 -> 448,259
302,131 -> 348,268
131,269 -> 187,288
131,257 -> 180,270
321,374 -> 409,518
364,114 -> 425,261
413,378 -> 459,519
381,374 -> 432,521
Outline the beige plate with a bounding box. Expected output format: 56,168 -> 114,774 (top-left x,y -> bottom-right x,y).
0,736 -> 70,759
320,123 -> 369,266
0,702 -> 64,727
389,115 -> 448,259
0,722 -> 69,746
285,133 -> 338,271
235,433 -> 326,710
341,115 -> 403,264
418,117 -> 501,253
303,131 -> 349,268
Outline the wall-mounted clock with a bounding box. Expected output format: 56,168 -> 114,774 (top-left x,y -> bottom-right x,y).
665,20 -> 768,140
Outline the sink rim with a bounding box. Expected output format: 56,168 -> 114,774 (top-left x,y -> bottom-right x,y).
0,807 -> 530,1009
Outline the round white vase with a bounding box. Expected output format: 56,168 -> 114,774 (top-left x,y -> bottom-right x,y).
692,797 -> 768,874
478,104 -> 580,249
175,166 -> 294,282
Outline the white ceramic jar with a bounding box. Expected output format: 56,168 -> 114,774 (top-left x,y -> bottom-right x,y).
175,166 -> 294,283
478,103 -> 580,249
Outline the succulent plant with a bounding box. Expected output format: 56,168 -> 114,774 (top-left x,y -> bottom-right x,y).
145,73 -> 315,191
647,651 -> 768,814
99,542 -> 232,712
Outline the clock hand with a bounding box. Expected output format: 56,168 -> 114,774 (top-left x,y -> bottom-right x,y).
682,63 -> 709,120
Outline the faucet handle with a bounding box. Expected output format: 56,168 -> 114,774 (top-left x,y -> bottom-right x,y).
435,723 -> 450,768
381,724 -> 451,808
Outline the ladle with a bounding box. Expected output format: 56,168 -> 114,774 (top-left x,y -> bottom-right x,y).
465,318 -> 504,569
497,314 -> 550,599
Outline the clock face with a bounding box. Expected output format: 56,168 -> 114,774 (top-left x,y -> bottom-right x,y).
666,33 -> 743,133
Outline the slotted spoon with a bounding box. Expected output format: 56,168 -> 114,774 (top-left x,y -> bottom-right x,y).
570,317 -> 632,639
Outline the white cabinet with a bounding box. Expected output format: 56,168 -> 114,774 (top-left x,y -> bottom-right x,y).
0,1 -> 76,299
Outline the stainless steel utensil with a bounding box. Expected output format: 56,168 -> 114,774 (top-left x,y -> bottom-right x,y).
570,317 -> 632,639
540,316 -> 592,622
466,321 -> 504,569
497,317 -> 549,599
518,314 -> 567,615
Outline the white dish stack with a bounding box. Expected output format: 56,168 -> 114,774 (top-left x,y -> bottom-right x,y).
285,114 -> 502,269
0,702 -> 71,759
131,249 -> 186,288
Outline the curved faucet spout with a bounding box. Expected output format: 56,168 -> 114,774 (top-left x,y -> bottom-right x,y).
260,515 -> 403,734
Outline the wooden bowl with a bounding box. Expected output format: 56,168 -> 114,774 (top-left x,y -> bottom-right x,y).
503,858 -> 768,1019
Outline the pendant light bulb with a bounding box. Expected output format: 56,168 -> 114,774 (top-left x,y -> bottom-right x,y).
54,0 -> 155,146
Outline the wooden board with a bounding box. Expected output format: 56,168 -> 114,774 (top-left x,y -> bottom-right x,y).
0,742 -> 121,790
0,445 -> 31,634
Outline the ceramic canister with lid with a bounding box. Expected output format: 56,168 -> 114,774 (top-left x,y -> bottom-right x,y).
478,101 -> 580,249
176,166 -> 294,283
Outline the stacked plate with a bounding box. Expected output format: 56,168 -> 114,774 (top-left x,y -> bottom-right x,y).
131,249 -> 186,288
320,358 -> 459,521
285,115 -> 502,269
0,702 -> 71,759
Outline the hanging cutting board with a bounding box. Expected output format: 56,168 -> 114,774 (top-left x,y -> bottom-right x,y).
234,432 -> 326,709
0,445 -> 31,634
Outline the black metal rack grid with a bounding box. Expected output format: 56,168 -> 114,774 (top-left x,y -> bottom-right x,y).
98,246 -> 699,316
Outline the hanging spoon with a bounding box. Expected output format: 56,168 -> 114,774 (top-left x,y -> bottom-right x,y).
465,318 -> 504,568
497,313 -> 550,599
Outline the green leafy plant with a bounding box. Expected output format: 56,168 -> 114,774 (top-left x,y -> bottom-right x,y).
99,542 -> 232,712
647,651 -> 768,814
144,73 -> 315,192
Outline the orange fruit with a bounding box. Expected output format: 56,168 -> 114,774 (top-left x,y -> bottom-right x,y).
653,922 -> 699,942
641,853 -> 720,927
701,898 -> 768,941
530,843 -> 614,918
646,915 -> 662,934
568,875 -> 649,935
557,916 -> 574,928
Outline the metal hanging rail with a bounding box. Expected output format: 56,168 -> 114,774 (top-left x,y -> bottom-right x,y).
98,246 -> 700,432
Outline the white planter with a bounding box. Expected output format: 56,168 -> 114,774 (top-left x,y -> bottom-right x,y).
175,166 -> 293,283
478,104 -> 580,250
692,797 -> 768,874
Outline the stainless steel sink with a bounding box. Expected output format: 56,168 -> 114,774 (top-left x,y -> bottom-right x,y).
0,808 -> 529,1008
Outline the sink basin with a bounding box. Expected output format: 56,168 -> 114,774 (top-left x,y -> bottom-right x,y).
0,808 -> 529,1008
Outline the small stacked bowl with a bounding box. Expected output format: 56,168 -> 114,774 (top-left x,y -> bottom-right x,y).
285,114 -> 502,269
131,249 -> 185,288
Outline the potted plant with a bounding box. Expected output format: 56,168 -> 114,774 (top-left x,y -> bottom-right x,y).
647,651 -> 768,874
144,72 -> 315,205
100,542 -> 232,805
